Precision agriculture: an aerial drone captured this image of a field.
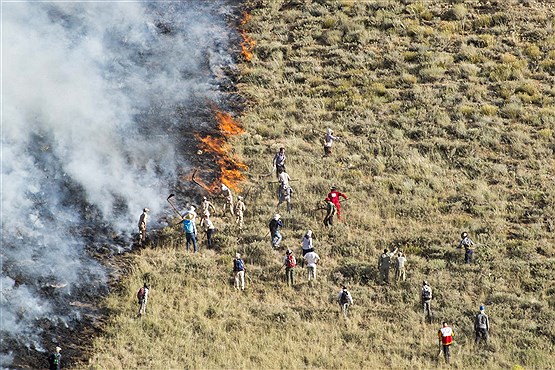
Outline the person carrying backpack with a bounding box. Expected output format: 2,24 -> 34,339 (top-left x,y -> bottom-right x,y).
137,283 -> 149,316
459,231 -> 475,264
282,249 -> 297,286
233,253 -> 246,291
269,214 -> 283,248
438,322 -> 454,364
337,286 -> 353,318
48,346 -> 62,370
421,281 -> 433,323
475,305 -> 490,344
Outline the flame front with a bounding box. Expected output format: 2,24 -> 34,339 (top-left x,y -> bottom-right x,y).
240,12 -> 255,61
195,109 -> 247,193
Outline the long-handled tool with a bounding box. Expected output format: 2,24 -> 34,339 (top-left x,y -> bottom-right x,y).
166,194 -> 182,218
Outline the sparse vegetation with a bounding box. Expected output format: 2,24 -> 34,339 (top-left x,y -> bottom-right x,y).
86,1 -> 555,369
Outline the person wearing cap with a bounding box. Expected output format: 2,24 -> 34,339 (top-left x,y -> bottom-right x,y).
277,182 -> 293,213
323,197 -> 336,227
475,305 -> 490,344
200,210 -> 216,249
269,214 -> 283,248
377,247 -> 398,284
303,248 -> 320,282
180,207 -> 198,253
283,249 -> 297,286
337,286 -> 353,318
221,184 -> 234,216
326,186 -> 348,220
438,321 -> 454,364
272,147 -> 286,178
200,196 -> 216,217
48,346 -> 62,370
138,207 -> 149,245
458,231 -> 475,264
235,196 -> 246,228
394,251 -> 407,282
421,281 -> 433,323
323,128 -> 339,157
233,253 -> 246,291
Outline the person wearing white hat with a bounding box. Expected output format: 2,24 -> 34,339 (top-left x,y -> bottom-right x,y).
200,196 -> 216,217
421,281 -> 433,323
235,196 -> 246,228
269,214 -> 283,248
137,208 -> 149,245
233,252 -> 246,291
48,346 -> 62,370
180,210 -> 198,253
323,128 -> 339,157
221,184 -> 234,216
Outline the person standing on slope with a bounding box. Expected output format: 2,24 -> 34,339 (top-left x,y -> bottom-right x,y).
323,197 -> 336,227
233,253 -> 246,291
337,286 -> 353,319
283,249 -> 297,286
221,184 -> 234,216
300,230 -> 314,267
180,207 -> 198,253
137,283 -> 149,316
138,207 -> 149,245
48,346 -> 62,370
323,128 -> 340,157
459,231 -> 475,264
422,280 -> 433,324
394,252 -> 407,282
200,196 -> 217,217
438,322 -> 454,364
475,305 -> 490,345
235,196 -> 246,228
272,147 -> 286,178
326,186 -> 348,220
200,210 -> 216,249
269,214 -> 283,248
377,247 -> 398,284
303,249 -> 320,282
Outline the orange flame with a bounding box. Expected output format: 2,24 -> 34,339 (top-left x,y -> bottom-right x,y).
240,12 -> 255,62
194,109 -> 247,193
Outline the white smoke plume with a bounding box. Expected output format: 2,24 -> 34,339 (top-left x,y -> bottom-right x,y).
1,1 -> 236,366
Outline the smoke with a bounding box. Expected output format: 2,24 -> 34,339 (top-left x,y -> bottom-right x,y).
1,1 -> 236,366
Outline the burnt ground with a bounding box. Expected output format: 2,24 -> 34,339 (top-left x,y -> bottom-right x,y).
7,3 -> 248,370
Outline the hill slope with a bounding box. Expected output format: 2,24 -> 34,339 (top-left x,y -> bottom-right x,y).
86,1 -> 555,369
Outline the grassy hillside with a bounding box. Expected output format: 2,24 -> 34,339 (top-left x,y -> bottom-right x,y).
85,1 -> 554,369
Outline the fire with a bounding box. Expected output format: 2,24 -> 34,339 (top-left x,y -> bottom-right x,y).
193,109 -> 247,193
240,12 -> 255,61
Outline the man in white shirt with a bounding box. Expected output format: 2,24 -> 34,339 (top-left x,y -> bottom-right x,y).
303,249 -> 320,282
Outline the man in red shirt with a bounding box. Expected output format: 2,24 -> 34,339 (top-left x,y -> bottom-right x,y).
438,321 -> 454,364
326,186 -> 348,220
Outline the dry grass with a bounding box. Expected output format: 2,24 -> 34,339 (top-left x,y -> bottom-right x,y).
85,1 -> 555,369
